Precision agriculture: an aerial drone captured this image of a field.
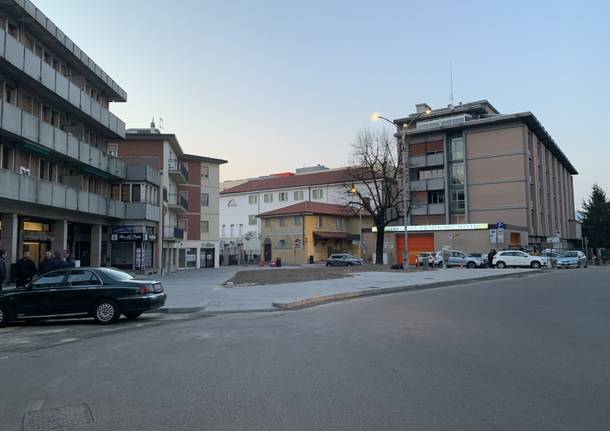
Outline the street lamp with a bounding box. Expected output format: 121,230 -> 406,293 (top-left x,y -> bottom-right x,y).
372,108 -> 431,269
350,185 -> 363,258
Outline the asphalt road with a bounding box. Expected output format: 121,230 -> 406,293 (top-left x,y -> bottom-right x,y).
1,267 -> 609,430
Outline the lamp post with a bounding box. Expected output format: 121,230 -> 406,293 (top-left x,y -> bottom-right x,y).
372,109 -> 431,269
350,185 -> 364,258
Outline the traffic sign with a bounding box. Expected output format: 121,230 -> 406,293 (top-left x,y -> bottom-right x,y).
496,221 -> 505,230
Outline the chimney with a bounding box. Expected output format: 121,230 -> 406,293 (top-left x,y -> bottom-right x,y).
415,103 -> 432,114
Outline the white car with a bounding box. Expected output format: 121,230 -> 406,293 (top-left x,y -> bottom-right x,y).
433,250 -> 486,268
492,251 -> 546,269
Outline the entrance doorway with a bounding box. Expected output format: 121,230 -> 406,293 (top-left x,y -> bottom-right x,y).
200,248 -> 215,268
263,238 -> 272,262
23,241 -> 51,264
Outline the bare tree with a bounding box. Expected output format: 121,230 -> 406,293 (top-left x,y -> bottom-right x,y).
343,128 -> 403,264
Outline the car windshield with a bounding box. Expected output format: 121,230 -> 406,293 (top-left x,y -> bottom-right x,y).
101,268 -> 134,281
560,252 -> 578,258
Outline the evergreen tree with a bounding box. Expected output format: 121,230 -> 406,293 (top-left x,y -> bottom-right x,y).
581,184 -> 610,248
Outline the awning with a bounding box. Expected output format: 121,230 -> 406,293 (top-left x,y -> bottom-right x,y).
313,231 -> 350,240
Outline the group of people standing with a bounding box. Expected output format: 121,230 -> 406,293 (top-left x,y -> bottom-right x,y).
0,249 -> 75,291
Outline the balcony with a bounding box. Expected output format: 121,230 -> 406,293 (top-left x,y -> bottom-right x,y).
167,159 -> 188,183
410,177 -> 445,192
0,28 -> 125,138
0,167 -> 125,219
163,226 -> 185,241
0,100 -> 126,179
410,203 -> 446,216
125,202 -> 161,222
167,192 -> 188,213
125,164 -> 160,185
410,153 -> 444,168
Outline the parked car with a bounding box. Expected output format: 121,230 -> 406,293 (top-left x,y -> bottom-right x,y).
326,254 -> 364,267
433,250 -> 485,268
0,267 -> 166,327
540,251 -> 559,268
468,252 -> 489,267
417,252 -> 435,265
492,251 -> 546,269
556,251 -> 587,268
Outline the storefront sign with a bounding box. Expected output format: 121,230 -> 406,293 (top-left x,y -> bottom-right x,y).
112,226 -> 136,234
111,233 -> 143,241
373,223 -> 488,233
143,234 -> 157,241
489,229 -> 497,244
22,231 -> 55,241
497,230 -> 505,243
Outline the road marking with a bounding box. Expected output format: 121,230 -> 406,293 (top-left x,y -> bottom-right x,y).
109,341 -> 130,351
25,399 -> 45,412
45,376 -> 67,389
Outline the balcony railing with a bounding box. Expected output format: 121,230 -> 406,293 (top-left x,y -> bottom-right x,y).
125,164 -> 160,185
167,192 -> 188,212
0,100 -> 126,178
125,202 -> 161,222
162,226 -> 185,240
0,167 -> 125,218
410,177 -> 445,192
167,159 -> 188,183
410,203 -> 446,216
0,28 -> 125,137
410,153 -> 444,168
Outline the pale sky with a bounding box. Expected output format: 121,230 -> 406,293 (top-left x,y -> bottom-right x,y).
35,0 -> 610,208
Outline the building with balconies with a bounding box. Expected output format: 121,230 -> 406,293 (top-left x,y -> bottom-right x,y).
362,100 -> 579,265
111,123 -> 226,273
0,1 -> 161,275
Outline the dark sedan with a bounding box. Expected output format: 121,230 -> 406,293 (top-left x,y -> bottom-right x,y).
0,267 -> 166,327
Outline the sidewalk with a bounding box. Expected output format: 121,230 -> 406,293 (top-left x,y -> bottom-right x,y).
156,266 -> 540,314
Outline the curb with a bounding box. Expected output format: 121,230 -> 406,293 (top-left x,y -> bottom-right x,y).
272,270 -> 542,310
145,306 -> 206,314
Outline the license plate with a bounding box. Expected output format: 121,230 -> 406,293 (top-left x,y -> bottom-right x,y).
153,283 -> 163,293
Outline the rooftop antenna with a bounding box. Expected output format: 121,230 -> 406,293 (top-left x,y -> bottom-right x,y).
449,60 -> 454,108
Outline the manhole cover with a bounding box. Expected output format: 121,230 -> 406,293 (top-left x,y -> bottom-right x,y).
23,403 -> 94,431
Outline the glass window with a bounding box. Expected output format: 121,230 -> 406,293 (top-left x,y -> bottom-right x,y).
265,219 -> 272,227
249,215 -> 257,225
248,195 -> 258,205
221,225 -> 226,236
121,184 -> 130,202
293,216 -> 302,225
450,137 -> 464,161
279,217 -> 287,226
312,189 -> 324,199
294,191 -> 304,201
317,215 -> 324,228
201,221 -> 209,233
66,270 -> 100,286
227,199 -> 237,207
239,224 -> 243,236
450,190 -> 465,210
202,165 -> 209,178
230,224 -> 234,236
450,214 -> 465,224
132,184 -> 141,202
336,217 -> 345,229
428,190 -> 444,204
279,192 -> 288,202
31,271 -> 67,288
201,193 -> 209,207
264,193 -> 273,203
451,164 -> 464,185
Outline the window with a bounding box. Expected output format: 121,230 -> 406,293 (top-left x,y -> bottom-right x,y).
450,190 -> 465,210
239,224 -> 243,236
418,169 -> 444,180
202,165 -> 209,178
132,185 -> 141,202
249,215 -> 257,225
121,184 -> 130,202
265,219 -> 272,227
450,164 -> 464,185
230,224 -> 234,236
248,195 -> 258,205
201,193 -> 209,207
294,191 -> 304,201
450,137 -> 464,161
317,215 -> 324,228
450,214 -> 465,224
111,185 -> 120,201
279,217 -> 287,226
201,221 -> 209,233
293,216 -> 302,225
428,190 -> 444,204
227,199 -> 237,207
312,189 -> 323,199
264,193 -> 273,203
221,225 -> 226,236
31,271 -> 66,288
336,217 -> 345,229
277,239 -> 287,248
279,192 -> 289,202
107,143 -> 118,157
66,270 -> 101,286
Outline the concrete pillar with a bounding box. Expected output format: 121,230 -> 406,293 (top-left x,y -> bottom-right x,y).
90,224 -> 102,267
0,213 -> 19,278
51,220 -> 68,254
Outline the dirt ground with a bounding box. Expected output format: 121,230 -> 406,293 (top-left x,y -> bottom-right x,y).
224,265 -> 395,286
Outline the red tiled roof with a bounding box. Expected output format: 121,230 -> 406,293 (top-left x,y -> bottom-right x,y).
221,167 -> 360,195
258,201 -> 357,218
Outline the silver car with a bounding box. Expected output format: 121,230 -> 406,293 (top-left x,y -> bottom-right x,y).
556,251 -> 587,268
326,254 -> 364,267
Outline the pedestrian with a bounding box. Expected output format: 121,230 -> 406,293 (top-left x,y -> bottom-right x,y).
487,249 -> 495,268
38,251 -> 54,275
52,251 -> 68,270
64,249 -> 75,267
0,250 -> 7,291
15,251 -> 37,288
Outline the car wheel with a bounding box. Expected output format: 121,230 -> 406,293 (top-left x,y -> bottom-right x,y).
496,261 -> 506,269
124,311 -> 142,320
466,261 -> 476,269
346,262 -> 353,267
0,305 -> 7,328
93,299 -> 120,325
531,261 -> 541,269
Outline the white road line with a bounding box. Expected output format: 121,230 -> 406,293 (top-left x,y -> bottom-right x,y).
45,376 -> 67,389
24,398 -> 45,412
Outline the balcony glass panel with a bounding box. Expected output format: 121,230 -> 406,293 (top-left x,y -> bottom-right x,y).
24,49 -> 41,80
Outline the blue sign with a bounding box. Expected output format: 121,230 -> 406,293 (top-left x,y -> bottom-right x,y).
496,222 -> 505,230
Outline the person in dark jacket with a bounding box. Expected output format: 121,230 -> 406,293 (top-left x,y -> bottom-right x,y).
38,251 -> 54,275
15,251 -> 37,288
487,250 -> 495,268
52,251 -> 68,270
0,250 -> 7,291
64,249 -> 75,268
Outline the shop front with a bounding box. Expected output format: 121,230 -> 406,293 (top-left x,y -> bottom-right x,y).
21,220 -> 54,264
110,225 -> 157,272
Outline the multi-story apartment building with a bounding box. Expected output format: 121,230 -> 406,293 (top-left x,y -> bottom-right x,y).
364,100 -> 579,264
112,124 -> 226,273
219,166 -> 366,264
0,1 -> 161,275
